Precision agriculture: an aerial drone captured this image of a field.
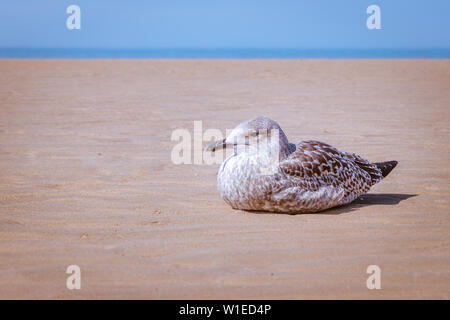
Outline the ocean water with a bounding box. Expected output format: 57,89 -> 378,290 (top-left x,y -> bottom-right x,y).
1,48 -> 449,59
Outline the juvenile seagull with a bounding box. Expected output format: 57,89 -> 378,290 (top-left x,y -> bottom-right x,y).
206,116 -> 397,213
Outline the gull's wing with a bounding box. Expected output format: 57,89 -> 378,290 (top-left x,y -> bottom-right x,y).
278,140 -> 381,204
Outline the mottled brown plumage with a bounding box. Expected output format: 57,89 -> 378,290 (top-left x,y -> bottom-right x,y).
207,116 -> 398,213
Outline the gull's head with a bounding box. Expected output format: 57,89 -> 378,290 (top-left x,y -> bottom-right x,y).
206,116 -> 292,158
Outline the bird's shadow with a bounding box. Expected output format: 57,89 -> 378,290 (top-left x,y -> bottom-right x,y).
245,193 -> 417,215
320,193 -> 417,215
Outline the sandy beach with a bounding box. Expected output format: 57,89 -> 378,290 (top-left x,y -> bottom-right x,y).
0,59 -> 449,299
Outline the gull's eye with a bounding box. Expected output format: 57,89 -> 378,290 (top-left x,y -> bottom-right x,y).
249,130 -> 259,137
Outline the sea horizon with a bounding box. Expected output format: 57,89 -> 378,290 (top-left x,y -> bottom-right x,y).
1,47 -> 450,59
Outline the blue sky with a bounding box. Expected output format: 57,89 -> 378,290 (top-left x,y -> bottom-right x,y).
0,0 -> 449,50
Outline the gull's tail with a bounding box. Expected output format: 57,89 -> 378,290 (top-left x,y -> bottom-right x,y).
375,160 -> 398,178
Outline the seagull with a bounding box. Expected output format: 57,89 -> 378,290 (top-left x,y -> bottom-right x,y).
206,116 -> 397,213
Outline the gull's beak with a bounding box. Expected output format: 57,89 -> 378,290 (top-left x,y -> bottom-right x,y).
205,139 -> 227,152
